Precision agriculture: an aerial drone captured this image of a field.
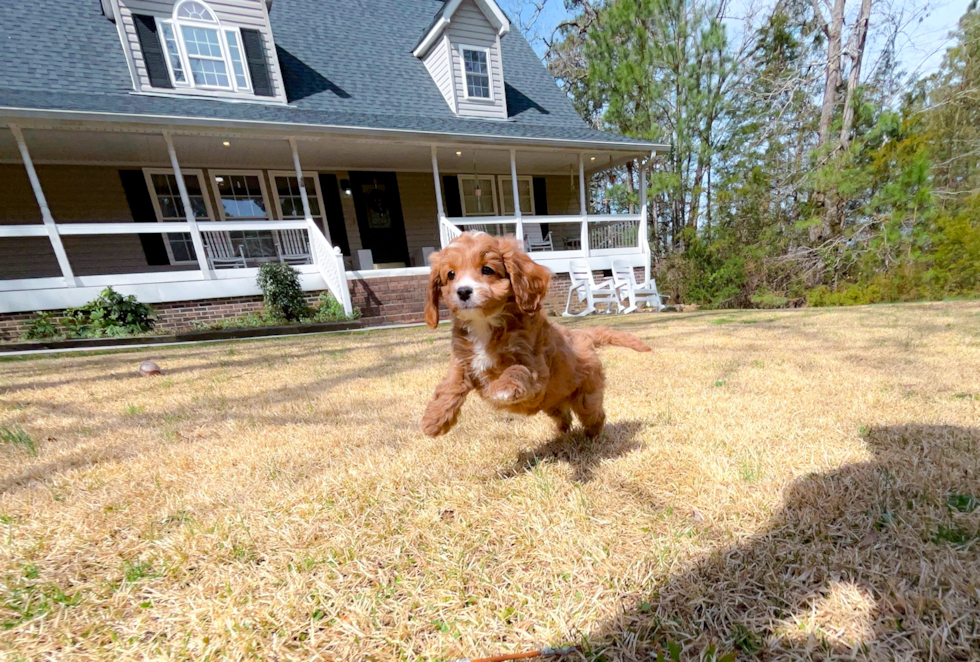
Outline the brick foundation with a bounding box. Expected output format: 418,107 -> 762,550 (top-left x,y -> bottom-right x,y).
0,267 -> 646,341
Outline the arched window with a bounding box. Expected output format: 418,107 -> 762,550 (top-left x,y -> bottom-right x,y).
155,0 -> 251,92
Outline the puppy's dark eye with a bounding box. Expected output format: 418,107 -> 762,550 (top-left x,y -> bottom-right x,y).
481,266 -> 495,276
447,270 -> 455,281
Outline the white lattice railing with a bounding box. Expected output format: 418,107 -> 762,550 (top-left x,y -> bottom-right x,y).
307,220 -> 353,315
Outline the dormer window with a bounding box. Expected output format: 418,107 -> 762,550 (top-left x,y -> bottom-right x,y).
461,47 -> 492,100
156,0 -> 251,92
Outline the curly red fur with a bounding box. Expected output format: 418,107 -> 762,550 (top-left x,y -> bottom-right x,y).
421,232 -> 651,438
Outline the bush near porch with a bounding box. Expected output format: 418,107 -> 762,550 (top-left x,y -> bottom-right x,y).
1,302 -> 979,660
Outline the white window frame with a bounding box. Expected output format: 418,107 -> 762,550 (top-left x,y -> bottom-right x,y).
498,176 -> 536,216
209,170 -> 272,220
155,0 -> 252,93
457,174 -> 499,217
267,171 -> 326,222
457,44 -> 494,102
142,167 -> 215,266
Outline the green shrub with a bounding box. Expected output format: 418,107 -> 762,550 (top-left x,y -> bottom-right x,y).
311,292 -> 361,322
63,288 -> 156,338
22,312 -> 63,340
192,311 -> 281,331
256,263 -> 309,321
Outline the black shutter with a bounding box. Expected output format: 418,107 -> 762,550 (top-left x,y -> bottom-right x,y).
119,170 -> 170,266
533,177 -> 548,235
132,14 -> 173,89
241,29 -> 274,97
443,176 -> 463,217
318,174 -> 351,256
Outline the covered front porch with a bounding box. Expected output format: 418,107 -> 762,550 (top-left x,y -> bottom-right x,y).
0,119 -> 658,327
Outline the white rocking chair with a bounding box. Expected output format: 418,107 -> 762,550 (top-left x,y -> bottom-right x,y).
203,231 -> 247,269
611,259 -> 669,313
524,223 -> 554,251
274,228 -> 312,265
563,259 -> 618,317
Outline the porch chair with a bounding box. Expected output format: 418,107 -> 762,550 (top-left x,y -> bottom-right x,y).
563,259 -> 618,317
203,232 -> 247,270
611,259 -> 669,313
274,229 -> 312,265
523,223 -> 554,251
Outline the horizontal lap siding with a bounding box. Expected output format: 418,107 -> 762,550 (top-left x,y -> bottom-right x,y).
447,0 -> 506,119
396,173 -> 440,267
119,0 -> 283,99
0,165 -> 154,280
423,36 -> 455,113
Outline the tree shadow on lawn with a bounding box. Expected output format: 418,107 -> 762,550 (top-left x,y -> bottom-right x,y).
583,424 -> 980,660
501,420 -> 646,483
0,334 -> 449,395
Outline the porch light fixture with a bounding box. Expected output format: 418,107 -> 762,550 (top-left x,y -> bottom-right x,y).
340,179 -> 352,196
456,151 -> 462,156
222,141 -> 231,146
215,176 -> 224,183
590,156 -> 596,161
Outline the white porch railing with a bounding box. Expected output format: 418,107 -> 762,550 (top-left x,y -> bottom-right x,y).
439,213 -> 646,257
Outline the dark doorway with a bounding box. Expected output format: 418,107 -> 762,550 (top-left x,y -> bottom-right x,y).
349,172 -> 410,266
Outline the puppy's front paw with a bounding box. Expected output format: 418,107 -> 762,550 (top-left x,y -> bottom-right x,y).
488,380 -> 527,403
421,406 -> 457,437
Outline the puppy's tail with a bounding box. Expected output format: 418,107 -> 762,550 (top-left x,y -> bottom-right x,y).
584,326 -> 651,352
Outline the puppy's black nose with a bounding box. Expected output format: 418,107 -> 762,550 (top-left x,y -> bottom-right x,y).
457,286 -> 473,301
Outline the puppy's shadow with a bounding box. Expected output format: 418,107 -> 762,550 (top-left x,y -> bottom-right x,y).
502,420 -> 646,482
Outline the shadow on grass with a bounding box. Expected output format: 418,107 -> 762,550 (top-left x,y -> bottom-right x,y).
584,424 -> 980,660
502,420 -> 646,482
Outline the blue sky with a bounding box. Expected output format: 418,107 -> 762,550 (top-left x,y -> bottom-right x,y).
498,0 -> 972,76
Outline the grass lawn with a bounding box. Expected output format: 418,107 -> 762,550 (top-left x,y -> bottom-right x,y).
1,302 -> 980,661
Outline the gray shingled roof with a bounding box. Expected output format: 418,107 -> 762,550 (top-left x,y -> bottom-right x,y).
0,0 -> 660,150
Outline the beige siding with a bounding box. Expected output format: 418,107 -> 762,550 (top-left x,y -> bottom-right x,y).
116,0 -> 286,101
397,172 -> 441,267
423,35 -> 456,113
446,0 -> 507,119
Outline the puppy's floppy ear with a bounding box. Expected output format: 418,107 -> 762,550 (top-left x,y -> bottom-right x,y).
500,235 -> 551,314
425,250 -> 443,329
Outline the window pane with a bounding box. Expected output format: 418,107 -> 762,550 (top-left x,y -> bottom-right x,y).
215,173 -> 268,219
177,1 -> 216,22
167,233 -> 197,262
182,26 -> 223,57
189,58 -> 229,87
463,50 -> 491,98
159,196 -> 180,219
159,22 -> 186,83
225,30 -> 249,89
461,177 -> 494,215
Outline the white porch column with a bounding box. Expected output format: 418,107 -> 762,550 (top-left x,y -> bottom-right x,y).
431,145 -> 448,248
163,131 -> 211,281
10,124 -> 77,288
289,138 -> 331,244
579,152 -> 590,257
509,148 -> 523,245
639,158 -> 650,283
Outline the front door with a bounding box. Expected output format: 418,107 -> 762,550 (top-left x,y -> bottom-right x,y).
349,172 -> 410,266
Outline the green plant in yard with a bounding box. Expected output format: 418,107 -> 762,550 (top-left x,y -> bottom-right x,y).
0,424 -> 37,457
63,288 -> 156,338
22,312 -> 63,340
256,263 -> 310,321
311,292 -> 361,322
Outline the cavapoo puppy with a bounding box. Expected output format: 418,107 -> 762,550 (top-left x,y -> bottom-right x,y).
421,231 -> 650,438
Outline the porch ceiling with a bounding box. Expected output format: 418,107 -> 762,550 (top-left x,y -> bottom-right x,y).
0,127 -> 652,175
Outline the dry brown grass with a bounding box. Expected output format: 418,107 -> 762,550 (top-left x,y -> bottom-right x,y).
1,302 -> 979,661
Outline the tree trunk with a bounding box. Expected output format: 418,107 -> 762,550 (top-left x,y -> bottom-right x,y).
626,160 -> 635,214
839,0 -> 872,149
817,0 -> 845,148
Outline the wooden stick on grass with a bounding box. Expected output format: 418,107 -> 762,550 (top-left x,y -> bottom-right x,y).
451,645 -> 578,662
